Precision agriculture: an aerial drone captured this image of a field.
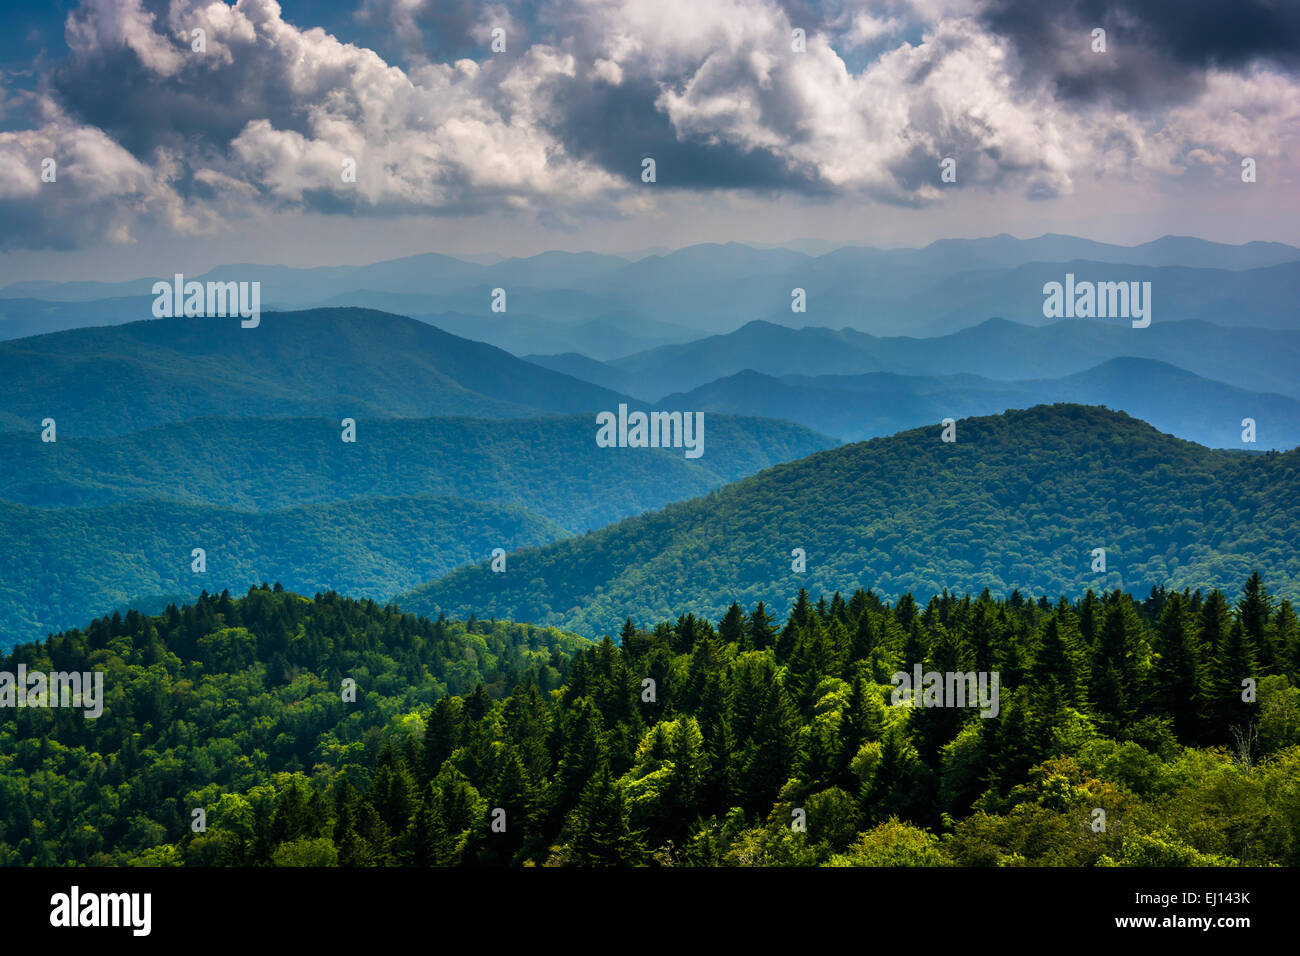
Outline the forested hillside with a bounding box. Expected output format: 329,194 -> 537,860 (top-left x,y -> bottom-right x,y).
0,414 -> 832,648
402,405 -> 1300,638
0,308 -> 631,435
3,577 -> 1297,866
0,495 -> 563,644
0,415 -> 833,524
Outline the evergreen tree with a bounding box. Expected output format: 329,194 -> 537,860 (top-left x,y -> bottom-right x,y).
749,602 -> 777,650
566,762 -> 643,866
1150,593 -> 1200,740
718,602 -> 746,646
1238,573 -> 1277,672
422,695 -> 463,783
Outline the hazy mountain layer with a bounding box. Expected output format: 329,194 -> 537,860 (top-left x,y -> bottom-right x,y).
0,308 -> 631,436
659,358 -> 1300,449
546,318 -> 1300,401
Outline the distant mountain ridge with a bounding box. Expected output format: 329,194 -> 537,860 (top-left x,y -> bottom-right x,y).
657,356 -> 1300,449
0,494 -> 563,648
535,317 -> 1300,402
0,307 -> 635,436
0,401 -> 833,646
4,234 -> 1296,342
6,234 -> 1294,303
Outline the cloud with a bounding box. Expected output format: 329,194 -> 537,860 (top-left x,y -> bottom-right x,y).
980,0 -> 1300,108
555,0 -> 1077,200
0,97 -> 213,249
0,0 -> 1294,250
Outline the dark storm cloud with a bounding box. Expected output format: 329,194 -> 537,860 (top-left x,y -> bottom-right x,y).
51,48 -> 311,163
546,76 -> 834,194
983,0 -> 1300,107
0,195 -> 124,251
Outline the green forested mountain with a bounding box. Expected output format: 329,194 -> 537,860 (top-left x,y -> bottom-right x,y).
0,413 -> 831,647
0,308 -> 633,436
402,405 -> 1300,638
0,415 -> 833,526
0,496 -> 564,646
4,579 -> 1297,866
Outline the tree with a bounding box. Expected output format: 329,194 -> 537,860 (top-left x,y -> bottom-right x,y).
421,696 -> 463,783
1149,593 -> 1200,740
749,602 -> 776,650
565,762 -> 643,866
1238,573 -> 1277,672
718,602 -> 746,646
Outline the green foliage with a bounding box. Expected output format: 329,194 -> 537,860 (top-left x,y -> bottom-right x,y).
403,405 -> 1300,638
0,413 -> 831,648
3,574 -> 1296,867
0,496 -> 563,646
0,585 -> 582,865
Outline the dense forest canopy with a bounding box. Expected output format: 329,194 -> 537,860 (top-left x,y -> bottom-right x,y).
403,404 -> 1300,638
4,575 -> 1298,867
0,414 -> 830,648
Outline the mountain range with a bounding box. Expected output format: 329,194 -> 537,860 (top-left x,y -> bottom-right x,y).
5,236 -> 1297,652
0,307 -> 633,436
400,404 -> 1300,638
0,494 -> 564,645
5,234 -> 1297,344
656,357 -> 1300,448
532,317 -> 1300,405
0,308 -> 834,646
0,415 -> 832,528
0,405 -> 833,645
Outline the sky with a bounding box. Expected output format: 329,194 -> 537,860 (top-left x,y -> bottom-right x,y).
0,0 -> 1297,283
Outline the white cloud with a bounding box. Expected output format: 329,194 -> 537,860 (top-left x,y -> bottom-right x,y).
0,0 -> 1295,250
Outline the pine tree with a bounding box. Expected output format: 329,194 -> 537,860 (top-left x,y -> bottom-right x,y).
484,747 -> 532,864
1091,596 -> 1149,729
1277,601 -> 1300,684
749,602 -> 776,650
464,682 -> 493,722
1238,573 -> 1277,673
696,671 -> 735,816
1196,590 -> 1234,740
778,590 -> 812,659
618,616 -> 638,650
666,717 -> 707,827
551,697 -> 605,816
849,609 -> 877,670
1215,619 -> 1259,735
861,724 -> 933,826
421,696 -> 462,783
718,602 -> 746,646
566,762 -> 643,866
371,758 -> 417,835
1031,599 -> 1089,711
1150,592 -> 1201,740
738,675 -> 797,815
